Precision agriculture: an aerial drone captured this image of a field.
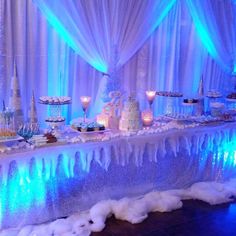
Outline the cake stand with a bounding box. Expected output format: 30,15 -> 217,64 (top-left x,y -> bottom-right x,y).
39,98 -> 71,132
156,91 -> 183,115
225,98 -> 236,111
206,92 -> 222,114
181,101 -> 198,117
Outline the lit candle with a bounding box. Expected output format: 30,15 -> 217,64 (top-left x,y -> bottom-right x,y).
96,113 -> 109,128
80,96 -> 91,111
142,110 -> 154,126
146,91 -> 156,108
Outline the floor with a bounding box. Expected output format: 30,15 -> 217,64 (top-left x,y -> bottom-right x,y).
92,200 -> 236,236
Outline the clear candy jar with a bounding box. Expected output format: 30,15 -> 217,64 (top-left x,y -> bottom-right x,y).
210,102 -> 225,117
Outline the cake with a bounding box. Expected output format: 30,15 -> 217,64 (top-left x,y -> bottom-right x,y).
119,97 -> 142,132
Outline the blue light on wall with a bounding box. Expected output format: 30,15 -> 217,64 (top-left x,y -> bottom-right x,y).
152,0 -> 177,33
34,1 -> 108,73
233,64 -> 236,74
186,1 -> 217,59
34,2 -> 79,54
186,0 -> 231,73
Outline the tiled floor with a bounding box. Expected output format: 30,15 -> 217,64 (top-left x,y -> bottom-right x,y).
92,200 -> 236,236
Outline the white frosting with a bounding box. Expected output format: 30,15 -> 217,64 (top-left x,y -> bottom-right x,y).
119,98 -> 141,132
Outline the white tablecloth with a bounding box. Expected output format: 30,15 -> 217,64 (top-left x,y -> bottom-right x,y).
0,122 -> 236,229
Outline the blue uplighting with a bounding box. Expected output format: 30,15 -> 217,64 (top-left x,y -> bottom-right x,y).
34,1 -> 79,53
233,64 -> 236,74
186,1 -> 217,58
186,0 -> 231,73
152,0 -> 177,33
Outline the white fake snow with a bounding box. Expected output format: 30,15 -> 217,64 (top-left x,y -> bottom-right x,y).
1,178 -> 236,236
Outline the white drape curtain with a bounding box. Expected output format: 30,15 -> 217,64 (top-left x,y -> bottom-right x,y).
33,0 -> 176,113
186,0 -> 236,75
33,0 -> 176,73
121,0 -> 228,114
1,0 -> 102,123
0,0 -> 232,123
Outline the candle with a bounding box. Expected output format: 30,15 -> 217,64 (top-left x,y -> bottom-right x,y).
96,113 -> 109,128
146,91 -> 156,109
80,96 -> 91,110
145,91 -> 156,103
142,110 -> 154,126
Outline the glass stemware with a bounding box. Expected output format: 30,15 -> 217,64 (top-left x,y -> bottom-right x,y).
80,96 -> 91,122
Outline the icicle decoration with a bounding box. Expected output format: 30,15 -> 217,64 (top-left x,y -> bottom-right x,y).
0,123 -> 236,229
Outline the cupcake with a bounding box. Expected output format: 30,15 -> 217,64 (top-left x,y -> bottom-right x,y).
87,122 -> 95,132
94,122 -> 100,131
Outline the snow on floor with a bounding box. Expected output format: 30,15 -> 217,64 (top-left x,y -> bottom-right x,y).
1,178 -> 236,236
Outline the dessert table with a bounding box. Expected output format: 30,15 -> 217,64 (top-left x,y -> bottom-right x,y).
0,122 -> 236,229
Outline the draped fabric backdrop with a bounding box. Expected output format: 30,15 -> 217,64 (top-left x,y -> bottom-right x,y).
0,0 -> 234,123
33,0 -> 177,113
186,0 -> 236,75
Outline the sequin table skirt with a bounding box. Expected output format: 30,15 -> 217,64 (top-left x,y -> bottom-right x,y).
0,123 -> 236,229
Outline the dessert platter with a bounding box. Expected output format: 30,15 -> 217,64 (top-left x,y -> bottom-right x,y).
206,90 -> 222,98
71,120 -> 106,133
0,136 -> 23,143
39,96 -> 71,105
183,98 -> 198,105
156,91 -> 183,97
226,92 -> 236,102
28,132 -> 62,147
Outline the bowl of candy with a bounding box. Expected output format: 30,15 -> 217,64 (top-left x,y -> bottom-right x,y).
17,123 -> 40,140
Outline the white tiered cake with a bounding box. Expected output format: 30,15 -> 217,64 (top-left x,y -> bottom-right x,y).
119,97 -> 142,132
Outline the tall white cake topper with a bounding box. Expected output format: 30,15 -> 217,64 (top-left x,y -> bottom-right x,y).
198,76 -> 204,97
9,60 -> 24,125
196,76 -> 205,116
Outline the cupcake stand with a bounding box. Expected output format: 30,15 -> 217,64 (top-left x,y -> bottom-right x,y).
39,97 -> 71,131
